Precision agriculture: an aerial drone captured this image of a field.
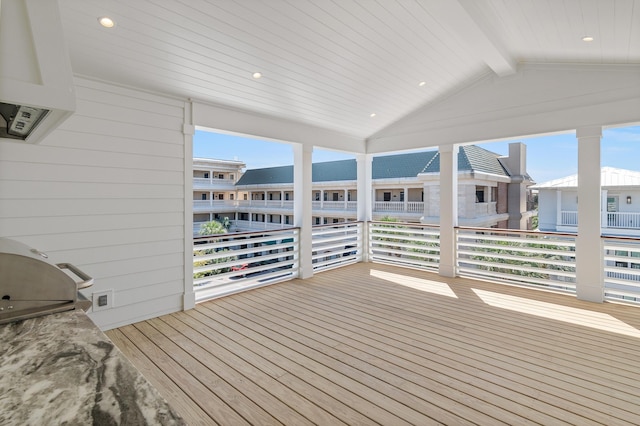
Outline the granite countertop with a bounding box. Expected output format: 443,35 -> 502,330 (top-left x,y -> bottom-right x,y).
0,310 -> 185,425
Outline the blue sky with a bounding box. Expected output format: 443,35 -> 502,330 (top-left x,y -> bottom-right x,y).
193,125 -> 640,184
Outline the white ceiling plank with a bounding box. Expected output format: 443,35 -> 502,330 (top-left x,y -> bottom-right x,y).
52,0 -> 640,143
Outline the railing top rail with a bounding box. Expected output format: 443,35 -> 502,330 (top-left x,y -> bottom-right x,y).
370,221 -> 439,228
456,226 -> 577,238
194,226 -> 300,241
601,235 -> 640,243
312,221 -> 363,230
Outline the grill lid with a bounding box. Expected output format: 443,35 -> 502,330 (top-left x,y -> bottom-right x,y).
0,238 -> 93,324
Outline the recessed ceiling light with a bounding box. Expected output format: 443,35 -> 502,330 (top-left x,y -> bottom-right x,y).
98,16 -> 115,28
418,81 -> 426,87
370,113 -> 376,118
582,36 -> 594,42
252,72 -> 262,79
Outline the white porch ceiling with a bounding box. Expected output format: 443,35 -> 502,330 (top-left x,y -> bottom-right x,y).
58,0 -> 640,142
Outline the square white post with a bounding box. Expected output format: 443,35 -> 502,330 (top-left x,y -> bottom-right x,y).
576,126 -> 603,302
357,154 -> 373,262
294,144 -> 314,279
439,145 -> 459,277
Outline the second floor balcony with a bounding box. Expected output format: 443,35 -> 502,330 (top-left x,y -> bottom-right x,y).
560,210 -> 640,236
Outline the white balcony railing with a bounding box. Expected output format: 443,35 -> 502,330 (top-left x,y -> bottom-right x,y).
193,228 -> 299,302
373,201 -> 425,214
560,211 -> 578,226
193,200 -> 236,211
233,220 -> 291,231
368,221 -> 440,271
456,227 -> 577,293
193,177 -> 236,189
560,210 -> 640,230
474,202 -> 497,216
310,201 -> 357,211
312,222 -> 363,272
603,236 -> 640,302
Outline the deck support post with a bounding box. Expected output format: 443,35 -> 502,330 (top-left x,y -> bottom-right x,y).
294,143 -> 314,279
576,126 -> 604,302
183,101 -> 196,310
357,154 -> 373,262
439,144 -> 459,278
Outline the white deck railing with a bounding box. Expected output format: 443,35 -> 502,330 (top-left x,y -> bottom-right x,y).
368,221 -> 440,271
456,227 -> 577,293
193,228 -> 299,302
312,222 -> 363,272
603,236 -> 640,303
192,221 -> 640,306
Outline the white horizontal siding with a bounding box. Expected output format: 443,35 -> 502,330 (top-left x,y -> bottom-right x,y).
0,77 -> 187,330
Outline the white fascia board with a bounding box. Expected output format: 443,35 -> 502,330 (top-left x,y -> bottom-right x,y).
368,63 -> 640,154
193,101 -> 365,153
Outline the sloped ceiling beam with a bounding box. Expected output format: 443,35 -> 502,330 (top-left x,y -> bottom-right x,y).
436,0 -> 516,77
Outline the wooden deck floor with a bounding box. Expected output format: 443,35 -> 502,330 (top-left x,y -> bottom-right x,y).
106,263 -> 640,425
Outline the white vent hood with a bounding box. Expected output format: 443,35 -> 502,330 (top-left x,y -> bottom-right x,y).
0,0 -> 75,144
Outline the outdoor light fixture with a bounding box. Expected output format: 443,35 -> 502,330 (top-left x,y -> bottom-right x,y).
98,17 -> 116,28
582,36 -> 594,42
627,196 -> 632,204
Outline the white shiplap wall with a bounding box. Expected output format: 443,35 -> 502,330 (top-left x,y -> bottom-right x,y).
0,78 -> 187,330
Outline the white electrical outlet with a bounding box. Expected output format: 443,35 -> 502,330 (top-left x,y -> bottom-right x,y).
92,289 -> 114,312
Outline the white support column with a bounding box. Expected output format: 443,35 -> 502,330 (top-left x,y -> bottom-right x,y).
182,101 -> 196,310
294,144 -> 313,279
344,189 -> 348,209
601,189 -> 608,230
403,186 -> 409,212
356,154 -> 373,222
320,190 -> 324,209
576,126 -> 603,302
357,154 -> 373,262
556,190 -> 562,228
439,145 -> 459,278
281,190 -> 284,207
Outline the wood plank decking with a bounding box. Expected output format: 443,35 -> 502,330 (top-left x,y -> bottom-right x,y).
106,263 -> 640,425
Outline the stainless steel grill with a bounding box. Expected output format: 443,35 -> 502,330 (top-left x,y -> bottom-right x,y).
0,238 -> 93,324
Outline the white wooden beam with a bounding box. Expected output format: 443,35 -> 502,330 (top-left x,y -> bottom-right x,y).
434,0 -> 516,77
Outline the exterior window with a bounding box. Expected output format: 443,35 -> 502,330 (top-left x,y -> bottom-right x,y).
218,174 -> 224,179
230,174 -> 234,180
400,191 -> 405,202
201,194 -> 207,200
333,193 -> 339,201
315,193 -> 320,201
476,190 -> 485,203
315,217 -> 320,225
285,193 -> 290,200
204,172 -> 209,179
384,192 -> 391,202
219,194 -> 224,200
229,194 -> 234,200
244,194 -> 248,200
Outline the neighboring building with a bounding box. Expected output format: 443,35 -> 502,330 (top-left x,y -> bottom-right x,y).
193,158 -> 246,233
534,167 -> 640,237
194,143 -> 535,234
